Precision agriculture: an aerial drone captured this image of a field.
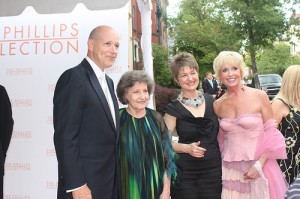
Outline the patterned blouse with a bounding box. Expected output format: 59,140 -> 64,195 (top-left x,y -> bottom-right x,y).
276,98 -> 300,184
118,108 -> 176,199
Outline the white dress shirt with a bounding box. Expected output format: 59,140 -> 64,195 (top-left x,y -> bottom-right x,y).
86,57 -> 116,127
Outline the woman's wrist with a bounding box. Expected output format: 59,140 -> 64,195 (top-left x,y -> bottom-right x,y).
161,189 -> 170,195
180,143 -> 188,154
258,156 -> 267,168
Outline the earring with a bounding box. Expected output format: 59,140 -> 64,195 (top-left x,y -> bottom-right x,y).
241,84 -> 245,91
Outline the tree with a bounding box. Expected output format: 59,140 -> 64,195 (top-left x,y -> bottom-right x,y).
169,0 -> 299,88
152,44 -> 176,87
219,0 -> 289,88
256,43 -> 300,75
152,44 -> 180,113
169,0 -> 242,79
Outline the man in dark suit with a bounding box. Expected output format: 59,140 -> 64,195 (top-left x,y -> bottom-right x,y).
53,26 -> 120,199
202,71 -> 218,98
0,85 -> 13,197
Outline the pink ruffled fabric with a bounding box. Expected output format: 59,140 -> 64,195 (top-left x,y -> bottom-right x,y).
254,119 -> 287,160
218,114 -> 262,161
218,114 -> 288,199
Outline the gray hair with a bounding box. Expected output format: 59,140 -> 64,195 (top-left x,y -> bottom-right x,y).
117,70 -> 154,105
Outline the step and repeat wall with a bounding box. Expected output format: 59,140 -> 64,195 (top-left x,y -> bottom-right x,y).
0,3 -> 129,198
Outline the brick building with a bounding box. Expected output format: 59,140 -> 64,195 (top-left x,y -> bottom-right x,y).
130,0 -> 169,70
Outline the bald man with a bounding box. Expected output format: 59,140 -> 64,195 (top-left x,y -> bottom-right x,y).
54,26 -> 120,199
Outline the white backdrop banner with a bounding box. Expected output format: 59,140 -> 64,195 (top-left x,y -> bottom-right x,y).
137,0 -> 154,109
0,3 -> 128,199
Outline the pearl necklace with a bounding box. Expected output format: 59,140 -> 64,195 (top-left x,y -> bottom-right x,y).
177,90 -> 204,108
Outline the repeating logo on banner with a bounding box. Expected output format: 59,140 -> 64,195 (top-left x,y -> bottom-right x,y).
0,3 -> 129,198
4,195 -> 31,199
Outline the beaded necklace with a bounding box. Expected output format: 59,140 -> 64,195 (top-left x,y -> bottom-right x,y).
177,90 -> 204,108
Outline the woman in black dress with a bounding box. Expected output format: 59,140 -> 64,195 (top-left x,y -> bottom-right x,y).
271,65 -> 300,184
164,52 -> 221,199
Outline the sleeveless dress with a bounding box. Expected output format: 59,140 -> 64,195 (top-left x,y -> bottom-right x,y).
164,94 -> 222,199
218,113 -> 288,199
119,108 -> 176,199
275,98 -> 300,184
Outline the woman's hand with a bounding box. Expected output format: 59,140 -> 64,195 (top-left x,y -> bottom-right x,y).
184,141 -> 206,158
160,172 -> 171,199
244,164 -> 260,180
159,190 -> 170,199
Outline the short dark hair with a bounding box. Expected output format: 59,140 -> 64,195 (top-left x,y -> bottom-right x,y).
169,52 -> 199,81
206,71 -> 212,76
116,70 -> 154,105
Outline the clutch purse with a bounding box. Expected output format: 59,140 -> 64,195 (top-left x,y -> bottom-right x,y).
250,161 -> 270,199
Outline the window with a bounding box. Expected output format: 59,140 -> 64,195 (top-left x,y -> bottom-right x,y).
133,40 -> 139,62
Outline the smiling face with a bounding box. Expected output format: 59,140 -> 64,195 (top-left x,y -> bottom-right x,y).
177,66 -> 199,92
206,72 -> 213,80
126,82 -> 149,113
213,51 -> 245,82
219,64 -> 242,88
88,26 -> 120,71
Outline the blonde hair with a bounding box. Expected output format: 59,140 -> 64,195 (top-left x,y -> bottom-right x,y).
278,65 -> 300,108
213,51 -> 246,80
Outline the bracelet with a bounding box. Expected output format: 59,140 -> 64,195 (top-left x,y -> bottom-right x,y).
254,161 -> 264,177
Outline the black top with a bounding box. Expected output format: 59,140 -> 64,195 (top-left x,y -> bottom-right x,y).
164,93 -> 221,199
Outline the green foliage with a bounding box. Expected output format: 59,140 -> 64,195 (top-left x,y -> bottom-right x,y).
285,1 -> 300,40
219,0 -> 288,49
152,44 -> 177,87
169,0 -> 297,87
257,43 -> 300,75
169,0 -> 244,77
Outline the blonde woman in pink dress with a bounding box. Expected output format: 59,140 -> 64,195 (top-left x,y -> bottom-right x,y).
213,51 -> 288,199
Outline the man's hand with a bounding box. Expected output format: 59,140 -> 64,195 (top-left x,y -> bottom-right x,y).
72,184 -> 92,199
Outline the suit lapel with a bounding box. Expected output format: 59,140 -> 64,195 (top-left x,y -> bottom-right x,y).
84,61 -> 116,131
106,77 -> 120,139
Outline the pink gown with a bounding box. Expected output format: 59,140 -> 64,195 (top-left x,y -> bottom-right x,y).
218,113 -> 288,199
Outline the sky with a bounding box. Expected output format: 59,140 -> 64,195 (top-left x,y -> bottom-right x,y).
167,0 -> 181,17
